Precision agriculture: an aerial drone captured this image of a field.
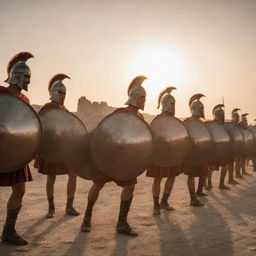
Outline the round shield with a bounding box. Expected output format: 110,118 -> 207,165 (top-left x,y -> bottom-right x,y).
223,122 -> 244,157
240,128 -> 254,157
39,109 -> 88,164
74,131 -> 106,180
0,93 -> 42,173
90,110 -> 153,180
150,114 -> 191,167
204,121 -> 231,162
249,126 -> 256,156
183,118 -> 213,166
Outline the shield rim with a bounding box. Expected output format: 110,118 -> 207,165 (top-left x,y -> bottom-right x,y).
38,108 -> 88,162
150,114 -> 192,167
183,118 -> 214,166
0,93 -> 43,172
90,109 -> 153,180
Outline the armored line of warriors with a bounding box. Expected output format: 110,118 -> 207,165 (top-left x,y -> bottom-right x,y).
1,52 -> 256,246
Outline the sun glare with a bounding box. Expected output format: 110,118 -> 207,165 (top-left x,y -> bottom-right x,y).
128,47 -> 185,96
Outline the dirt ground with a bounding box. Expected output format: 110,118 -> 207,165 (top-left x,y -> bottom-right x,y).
1,164 -> 256,256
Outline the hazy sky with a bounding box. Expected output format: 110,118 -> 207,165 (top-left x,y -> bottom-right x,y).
0,0 -> 256,122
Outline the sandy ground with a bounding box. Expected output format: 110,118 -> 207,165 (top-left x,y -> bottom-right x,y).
1,164 -> 256,256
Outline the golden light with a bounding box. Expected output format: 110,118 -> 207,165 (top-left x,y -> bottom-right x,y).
128,46 -> 186,113
129,47 -> 185,91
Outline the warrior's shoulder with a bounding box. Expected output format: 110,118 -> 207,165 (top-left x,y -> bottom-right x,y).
39,102 -> 56,114
114,107 -> 144,120
184,117 -> 192,121
20,93 -> 30,103
0,86 -> 10,94
39,102 -> 67,114
184,116 -> 202,122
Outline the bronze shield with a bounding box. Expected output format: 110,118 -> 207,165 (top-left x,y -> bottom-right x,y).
223,122 -> 244,157
204,121 -> 231,162
90,110 -> 153,180
183,119 -> 213,166
150,115 -> 191,167
74,131 -> 106,180
0,94 -> 42,173
240,128 -> 254,157
39,109 -> 88,164
249,126 -> 256,156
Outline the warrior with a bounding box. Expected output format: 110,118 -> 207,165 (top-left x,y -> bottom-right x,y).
238,113 -> 250,176
0,52 -> 33,245
81,75 -> 147,236
251,119 -> 256,172
206,104 -> 231,190
183,94 -> 208,207
146,87 -> 182,215
34,74 -> 79,218
227,108 -> 241,184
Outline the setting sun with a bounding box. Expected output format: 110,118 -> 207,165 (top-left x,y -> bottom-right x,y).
128,46 -> 185,96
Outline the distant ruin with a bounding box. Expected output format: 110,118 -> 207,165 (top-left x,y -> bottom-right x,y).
76,96 -> 116,131
32,96 -> 155,131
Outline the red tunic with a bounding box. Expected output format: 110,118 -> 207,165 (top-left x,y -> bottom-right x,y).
182,116 -> 209,177
93,106 -> 144,187
0,86 -> 32,186
34,102 -> 71,175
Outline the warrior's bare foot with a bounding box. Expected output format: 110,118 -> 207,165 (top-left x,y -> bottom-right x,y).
235,173 -> 244,179
46,207 -> 55,219
204,185 -> 212,191
190,199 -> 204,207
160,202 -> 175,211
116,223 -> 138,237
153,206 -> 161,215
219,184 -> 231,190
1,230 -> 28,246
66,198 -> 80,216
66,207 -> 80,216
81,217 -> 91,232
196,192 -> 208,197
228,179 -> 239,185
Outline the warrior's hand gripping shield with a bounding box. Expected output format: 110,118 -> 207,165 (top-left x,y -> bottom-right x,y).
183,119 -> 214,166
0,94 -> 42,173
150,115 -> 191,167
90,111 -> 153,180
38,109 -> 88,165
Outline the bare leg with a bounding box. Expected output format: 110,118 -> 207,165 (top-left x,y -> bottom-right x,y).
46,175 -> 56,218
7,183 -> 25,210
205,171 -> 213,190
197,177 -> 207,196
235,157 -> 243,179
228,161 -> 239,185
152,178 -> 162,215
219,166 -> 230,190
66,172 -> 79,216
81,182 -> 104,232
252,158 -> 256,172
1,183 -> 28,246
241,158 -> 249,175
160,177 -> 176,211
187,176 -> 204,207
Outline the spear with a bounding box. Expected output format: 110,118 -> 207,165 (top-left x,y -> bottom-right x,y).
222,96 -> 225,121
